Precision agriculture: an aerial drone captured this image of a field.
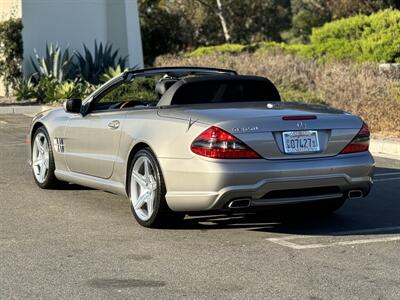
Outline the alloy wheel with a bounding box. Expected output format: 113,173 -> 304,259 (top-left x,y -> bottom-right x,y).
32,132 -> 50,183
130,156 -> 158,221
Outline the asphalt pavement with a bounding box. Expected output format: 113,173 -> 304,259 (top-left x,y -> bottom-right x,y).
1,114 -> 400,299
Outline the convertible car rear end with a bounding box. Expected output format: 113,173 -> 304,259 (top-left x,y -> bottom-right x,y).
156,101 -> 373,211
29,67 -> 374,228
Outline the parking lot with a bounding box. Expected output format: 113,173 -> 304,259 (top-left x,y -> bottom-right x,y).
1,114 -> 400,299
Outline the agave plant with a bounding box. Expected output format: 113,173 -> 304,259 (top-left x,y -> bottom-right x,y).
54,81 -> 77,101
75,41 -> 128,84
14,76 -> 36,100
100,65 -> 126,83
30,43 -> 77,82
53,80 -> 98,102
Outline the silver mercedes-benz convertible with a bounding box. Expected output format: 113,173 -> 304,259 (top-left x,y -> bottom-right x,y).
28,67 -> 374,227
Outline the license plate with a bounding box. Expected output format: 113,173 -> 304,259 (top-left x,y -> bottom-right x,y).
282,130 -> 320,153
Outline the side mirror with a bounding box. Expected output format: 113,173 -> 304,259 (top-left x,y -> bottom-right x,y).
64,98 -> 82,114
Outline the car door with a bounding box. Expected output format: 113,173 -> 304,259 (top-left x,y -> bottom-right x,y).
64,110 -> 125,179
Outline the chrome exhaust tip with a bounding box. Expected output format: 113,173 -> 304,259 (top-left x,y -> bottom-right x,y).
348,190 -> 363,199
228,199 -> 251,209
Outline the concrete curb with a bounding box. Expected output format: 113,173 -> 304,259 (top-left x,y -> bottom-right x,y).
370,138 -> 400,160
0,105 -> 52,115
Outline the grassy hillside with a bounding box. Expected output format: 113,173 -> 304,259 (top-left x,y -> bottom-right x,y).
156,52 -> 400,137
156,10 -> 400,137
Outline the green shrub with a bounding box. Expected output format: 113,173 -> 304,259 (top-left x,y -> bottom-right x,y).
253,41 -> 306,55
102,77 -> 158,102
37,80 -> 98,103
303,9 -> 400,63
188,44 -> 246,57
53,81 -> 97,102
34,78 -> 60,103
75,81 -> 98,99
14,77 -> 36,100
100,65 -> 125,83
0,18 -> 23,96
251,41 -> 285,53
187,9 -> 400,63
188,42 -> 308,58
54,81 -> 76,100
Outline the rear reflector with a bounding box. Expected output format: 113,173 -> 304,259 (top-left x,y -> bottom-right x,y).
282,115 -> 317,121
340,122 -> 370,154
191,126 -> 260,159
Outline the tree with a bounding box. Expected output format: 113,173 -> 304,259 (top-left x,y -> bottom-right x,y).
186,0 -> 292,44
192,0 -> 231,43
327,0 -> 400,19
138,0 -> 193,64
228,0 -> 291,43
289,0 -> 331,43
287,0 -> 399,43
171,0 -> 227,46
0,18 -> 23,96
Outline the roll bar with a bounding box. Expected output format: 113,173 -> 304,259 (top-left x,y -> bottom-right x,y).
123,66 -> 238,81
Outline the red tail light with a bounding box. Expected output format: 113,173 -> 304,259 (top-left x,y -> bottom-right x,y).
191,126 -> 260,159
340,122 -> 370,154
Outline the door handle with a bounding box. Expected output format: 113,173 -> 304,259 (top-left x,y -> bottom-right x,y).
108,120 -> 120,129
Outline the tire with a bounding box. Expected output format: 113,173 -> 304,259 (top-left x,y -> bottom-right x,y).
31,126 -> 63,189
127,148 -> 184,228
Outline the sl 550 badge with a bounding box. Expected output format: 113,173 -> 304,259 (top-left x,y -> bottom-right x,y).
232,126 -> 259,133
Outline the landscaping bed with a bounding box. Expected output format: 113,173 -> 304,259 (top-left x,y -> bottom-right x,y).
156,52 -> 400,138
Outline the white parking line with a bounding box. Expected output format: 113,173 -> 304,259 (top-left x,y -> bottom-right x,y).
374,172 -> 400,177
374,177 -> 400,182
266,226 -> 400,249
268,236 -> 400,249
0,143 -> 26,148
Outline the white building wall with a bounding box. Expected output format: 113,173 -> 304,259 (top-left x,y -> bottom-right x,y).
0,0 -> 21,21
22,0 -> 143,76
123,0 -> 143,69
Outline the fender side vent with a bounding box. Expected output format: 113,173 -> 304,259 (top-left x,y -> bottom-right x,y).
53,138 -> 65,153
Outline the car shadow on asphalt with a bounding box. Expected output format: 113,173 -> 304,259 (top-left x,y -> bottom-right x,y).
176,166 -> 400,237
52,183 -> 94,191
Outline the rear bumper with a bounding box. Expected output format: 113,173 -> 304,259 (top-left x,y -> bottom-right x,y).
159,152 -> 374,212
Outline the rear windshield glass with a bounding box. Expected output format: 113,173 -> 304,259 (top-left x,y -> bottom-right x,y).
170,80 -> 280,105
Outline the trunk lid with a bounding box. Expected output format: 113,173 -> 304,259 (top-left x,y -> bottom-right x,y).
158,102 -> 363,159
